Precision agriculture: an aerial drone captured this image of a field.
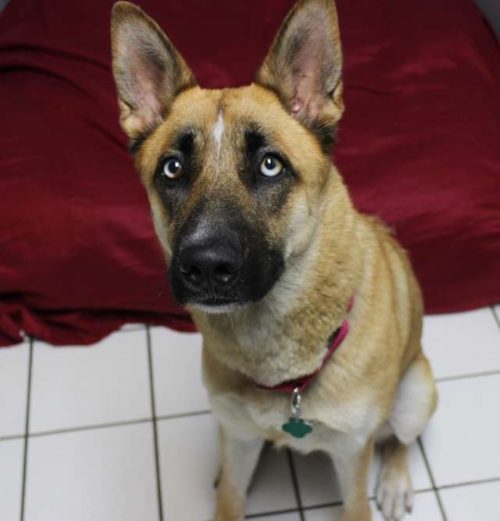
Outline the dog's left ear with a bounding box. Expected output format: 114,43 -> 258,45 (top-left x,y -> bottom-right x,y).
111,1 -> 196,143
256,0 -> 344,149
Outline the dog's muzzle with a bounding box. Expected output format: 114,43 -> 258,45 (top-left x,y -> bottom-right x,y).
169,216 -> 284,311
178,235 -> 244,297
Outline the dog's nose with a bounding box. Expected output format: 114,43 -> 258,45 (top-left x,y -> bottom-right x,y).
179,242 -> 243,289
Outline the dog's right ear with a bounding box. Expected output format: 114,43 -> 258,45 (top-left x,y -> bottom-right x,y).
111,2 -> 196,143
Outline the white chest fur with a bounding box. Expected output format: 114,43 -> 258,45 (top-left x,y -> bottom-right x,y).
209,384 -> 381,455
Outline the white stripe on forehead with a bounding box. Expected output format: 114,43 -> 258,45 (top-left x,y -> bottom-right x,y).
213,111 -> 225,160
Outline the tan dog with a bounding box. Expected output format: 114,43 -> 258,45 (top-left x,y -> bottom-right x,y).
111,1 -> 437,519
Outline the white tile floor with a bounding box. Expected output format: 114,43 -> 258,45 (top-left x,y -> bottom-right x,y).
0,306 -> 498,521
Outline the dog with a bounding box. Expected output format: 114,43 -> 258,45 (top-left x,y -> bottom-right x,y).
111,1 -> 438,519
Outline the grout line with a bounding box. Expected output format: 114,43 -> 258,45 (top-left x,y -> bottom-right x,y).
245,506 -> 304,519
156,409 -> 211,422
19,338 -> 34,521
437,475 -> 500,491
301,501 -> 343,513
0,433 -> 25,442
417,438 -> 447,521
490,305 -> 500,329
436,369 -> 500,383
434,487 -> 447,519
286,450 -> 305,521
13,411 -> 212,441
29,417 -> 153,438
146,325 -> 164,521
367,487 -> 434,500
299,488 -> 435,514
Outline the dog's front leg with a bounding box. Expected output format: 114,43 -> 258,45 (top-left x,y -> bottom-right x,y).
214,426 -> 264,521
330,436 -> 374,521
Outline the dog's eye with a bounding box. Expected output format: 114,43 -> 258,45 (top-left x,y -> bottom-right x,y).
259,155 -> 283,177
162,158 -> 184,180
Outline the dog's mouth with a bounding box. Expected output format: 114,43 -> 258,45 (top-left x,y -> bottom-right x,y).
169,256 -> 284,314
189,299 -> 245,315
177,287 -> 250,314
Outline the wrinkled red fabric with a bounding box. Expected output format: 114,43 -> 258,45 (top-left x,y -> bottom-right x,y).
0,0 -> 499,346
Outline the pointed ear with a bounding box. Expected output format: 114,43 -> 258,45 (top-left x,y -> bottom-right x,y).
256,0 -> 344,150
111,1 -> 196,143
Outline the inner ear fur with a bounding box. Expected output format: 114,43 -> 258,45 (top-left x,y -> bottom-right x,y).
256,0 -> 344,151
111,1 -> 196,143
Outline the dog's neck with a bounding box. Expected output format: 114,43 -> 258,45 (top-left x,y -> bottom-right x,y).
191,170 -> 364,387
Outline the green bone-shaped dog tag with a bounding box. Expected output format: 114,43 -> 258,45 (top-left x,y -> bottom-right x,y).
282,417 -> 313,438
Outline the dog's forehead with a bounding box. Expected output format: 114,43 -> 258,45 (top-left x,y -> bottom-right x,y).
169,84 -> 282,125
140,83 -> 325,183
161,84 -> 314,149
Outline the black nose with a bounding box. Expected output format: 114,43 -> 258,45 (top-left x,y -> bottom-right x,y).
178,242 -> 243,289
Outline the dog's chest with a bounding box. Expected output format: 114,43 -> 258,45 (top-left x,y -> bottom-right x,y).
210,386 -> 379,453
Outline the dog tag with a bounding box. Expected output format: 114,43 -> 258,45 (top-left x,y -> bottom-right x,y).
282,387 -> 313,439
282,417 -> 313,438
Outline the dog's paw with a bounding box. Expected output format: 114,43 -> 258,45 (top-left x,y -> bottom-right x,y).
375,463 -> 413,521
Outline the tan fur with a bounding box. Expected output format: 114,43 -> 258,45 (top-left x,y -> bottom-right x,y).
111,1 -> 438,520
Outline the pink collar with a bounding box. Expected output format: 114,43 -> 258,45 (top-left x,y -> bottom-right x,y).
257,297 -> 353,393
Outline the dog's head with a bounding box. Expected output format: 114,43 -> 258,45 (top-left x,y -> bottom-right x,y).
111,0 -> 344,314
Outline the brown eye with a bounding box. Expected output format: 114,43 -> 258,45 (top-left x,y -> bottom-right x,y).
162,158 -> 184,179
260,155 -> 283,177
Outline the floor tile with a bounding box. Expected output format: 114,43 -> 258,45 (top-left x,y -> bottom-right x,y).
294,442 -> 431,507
158,414 -> 218,521
30,330 -> 151,433
303,491 -> 443,520
158,415 -> 297,521
0,342 -> 29,437
24,423 -> 159,521
150,328 -> 209,417
0,438 -> 24,520
423,308 -> 500,379
440,480 -> 500,521
422,374 -> 500,486
119,323 -> 146,332
246,447 -> 297,515
493,305 -> 500,325
293,450 -> 341,506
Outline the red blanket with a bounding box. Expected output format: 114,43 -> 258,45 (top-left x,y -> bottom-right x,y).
1,0 -> 499,346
